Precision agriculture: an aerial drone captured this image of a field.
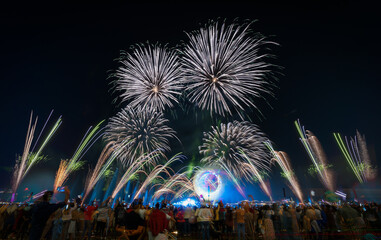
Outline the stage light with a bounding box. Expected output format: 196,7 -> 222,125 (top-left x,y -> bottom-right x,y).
194,169 -> 223,201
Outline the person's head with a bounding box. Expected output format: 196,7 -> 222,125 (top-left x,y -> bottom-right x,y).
155,203 -> 160,209
42,191 -> 54,202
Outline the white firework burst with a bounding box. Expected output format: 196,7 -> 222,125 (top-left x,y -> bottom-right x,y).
104,106 -> 177,165
199,120 -> 271,182
181,20 -> 276,118
114,44 -> 183,112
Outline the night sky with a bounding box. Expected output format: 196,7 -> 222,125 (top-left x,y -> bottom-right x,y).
0,2 -> 380,200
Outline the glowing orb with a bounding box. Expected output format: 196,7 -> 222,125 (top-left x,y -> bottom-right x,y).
194,170 -> 222,200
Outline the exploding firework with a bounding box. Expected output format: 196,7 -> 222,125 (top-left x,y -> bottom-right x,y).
54,120 -> 104,192
11,110 -> 62,202
334,130 -> 376,183
265,141 -> 303,202
113,44 -> 183,112
199,120 -> 271,182
181,20 -> 276,118
104,106 -> 177,165
295,119 -> 335,192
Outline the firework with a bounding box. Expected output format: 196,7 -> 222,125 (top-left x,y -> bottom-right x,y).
218,161 -> 247,198
181,20 -> 276,118
11,110 -> 62,202
53,120 -> 104,192
240,151 -> 272,201
104,106 -> 177,165
132,154 -> 183,202
334,130 -> 376,183
82,142 -> 116,202
113,44 -> 183,112
295,119 -> 335,192
265,141 -> 303,202
111,150 -> 161,199
199,120 -> 271,182
152,169 -> 200,202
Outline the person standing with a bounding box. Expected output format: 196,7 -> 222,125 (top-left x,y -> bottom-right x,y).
263,205 -> 276,240
148,203 -> 169,240
197,203 -> 213,240
183,205 -> 194,237
29,187 -> 70,240
175,206 -> 185,237
218,201 -> 226,233
61,202 -> 77,240
82,201 -> 98,239
236,204 -> 246,240
225,207 -> 234,240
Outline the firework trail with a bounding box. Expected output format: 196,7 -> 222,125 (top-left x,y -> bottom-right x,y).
132,154 -> 183,202
218,161 -> 247,199
240,151 -> 272,201
54,120 -> 104,192
199,121 -> 271,182
334,130 -> 376,183
104,106 -> 177,165
181,20 -> 277,118
111,150 -> 161,199
295,119 -> 335,192
82,142 -> 116,202
356,130 -> 377,181
11,110 -> 62,202
152,170 -> 200,202
113,44 -> 183,112
265,141 -> 303,202
87,139 -> 135,197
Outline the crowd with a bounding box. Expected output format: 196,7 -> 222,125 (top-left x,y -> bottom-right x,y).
0,188 -> 380,240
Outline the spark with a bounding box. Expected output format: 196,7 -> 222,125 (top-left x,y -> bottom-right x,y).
265,141 -> 303,202
217,161 -> 247,199
111,150 -> 162,199
131,154 -> 183,202
54,120 -> 104,192
240,150 -> 272,201
295,119 -> 335,192
82,142 -> 115,202
152,169 -> 200,202
334,130 -> 376,183
11,110 -> 62,202
113,44 -> 183,112
199,120 -> 271,182
104,106 -> 177,165
181,20 -> 277,118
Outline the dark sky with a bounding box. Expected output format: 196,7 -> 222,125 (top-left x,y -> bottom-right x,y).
0,2 -> 380,199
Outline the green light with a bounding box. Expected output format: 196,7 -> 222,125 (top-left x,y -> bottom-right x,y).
333,133 -> 363,183
23,117 -> 62,177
